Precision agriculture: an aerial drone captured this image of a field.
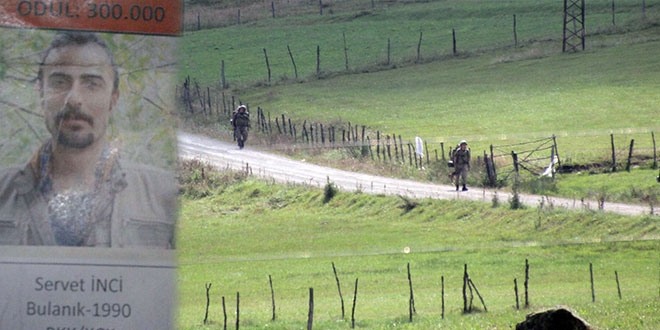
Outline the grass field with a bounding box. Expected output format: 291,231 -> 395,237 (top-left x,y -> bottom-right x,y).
176,1 -> 660,329
178,0 -> 660,204
175,167 -> 660,329
180,0 -> 660,166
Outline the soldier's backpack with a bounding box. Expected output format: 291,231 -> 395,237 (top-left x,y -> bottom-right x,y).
234,111 -> 250,127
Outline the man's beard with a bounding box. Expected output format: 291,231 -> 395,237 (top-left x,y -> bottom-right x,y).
56,130 -> 95,149
53,107 -> 96,149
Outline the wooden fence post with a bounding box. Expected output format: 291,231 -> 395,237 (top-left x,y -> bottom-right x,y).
490,144 -> 497,179
207,87 -> 212,115
484,152 -> 495,187
441,276 -> 445,319
287,45 -> 299,79
222,296 -> 227,330
393,134 -> 399,160
263,48 -> 271,83
310,124 -> 315,144
514,278 -> 520,310
652,131 -> 657,169
407,263 -> 416,322
307,288 -> 314,330
204,283 -> 212,324
332,262 -> 345,319
303,124 -> 309,143
441,142 -> 445,161
376,131 -> 381,161
399,136 -> 405,163
512,151 -> 519,176
462,264 -> 468,313
320,123 -> 325,144
343,32 -> 349,71
387,135 -> 392,161
513,14 -> 518,46
590,263 -> 596,303
387,38 -> 391,66
351,278 -> 359,329
331,126 -> 336,144
416,31 -> 423,63
221,60 -> 227,89
221,91 -> 227,115
289,118 -> 294,137
552,134 -> 561,168
611,134 -> 617,172
615,271 -> 622,300
236,291 -> 241,330
275,117 -> 282,134
625,139 -> 634,172
316,45 -> 321,77
269,275 -> 276,321
524,259 -> 529,308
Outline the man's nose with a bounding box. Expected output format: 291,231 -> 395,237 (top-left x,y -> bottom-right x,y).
64,82 -> 84,109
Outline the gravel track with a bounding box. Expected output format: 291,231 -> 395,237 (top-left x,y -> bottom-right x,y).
178,132 -> 652,217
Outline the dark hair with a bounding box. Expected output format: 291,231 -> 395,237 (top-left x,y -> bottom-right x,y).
38,31 -> 119,92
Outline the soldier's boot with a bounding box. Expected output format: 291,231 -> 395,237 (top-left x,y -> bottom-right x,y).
462,185 -> 468,191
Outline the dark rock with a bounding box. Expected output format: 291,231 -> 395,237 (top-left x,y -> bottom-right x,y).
516,307 -> 593,330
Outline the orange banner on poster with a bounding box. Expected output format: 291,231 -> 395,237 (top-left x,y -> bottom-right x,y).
0,0 -> 182,36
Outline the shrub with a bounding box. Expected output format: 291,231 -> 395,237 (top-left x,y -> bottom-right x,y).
323,177 -> 338,203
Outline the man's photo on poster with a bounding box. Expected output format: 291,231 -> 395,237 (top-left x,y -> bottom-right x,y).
0,29 -> 178,248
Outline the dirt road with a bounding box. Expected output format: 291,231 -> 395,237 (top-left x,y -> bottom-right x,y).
178,132 -> 651,217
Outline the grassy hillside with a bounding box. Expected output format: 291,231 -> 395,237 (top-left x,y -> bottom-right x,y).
182,0 -> 657,86
179,0 -> 660,164
176,2 -> 660,329
176,164 -> 660,329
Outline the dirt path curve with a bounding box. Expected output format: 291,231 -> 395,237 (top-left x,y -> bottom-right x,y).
178,132 -> 651,217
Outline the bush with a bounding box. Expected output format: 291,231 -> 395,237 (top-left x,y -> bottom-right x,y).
323,177 -> 338,203
509,179 -> 524,210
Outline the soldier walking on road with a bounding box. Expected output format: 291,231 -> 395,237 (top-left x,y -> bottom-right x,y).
231,105 -> 250,149
452,140 -> 471,191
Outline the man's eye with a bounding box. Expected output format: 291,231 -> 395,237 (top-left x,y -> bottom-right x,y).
48,77 -> 70,89
84,79 -> 104,89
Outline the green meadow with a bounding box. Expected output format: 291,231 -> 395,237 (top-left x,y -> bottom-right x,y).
180,0 -> 660,184
175,168 -> 660,329
177,1 -> 660,329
